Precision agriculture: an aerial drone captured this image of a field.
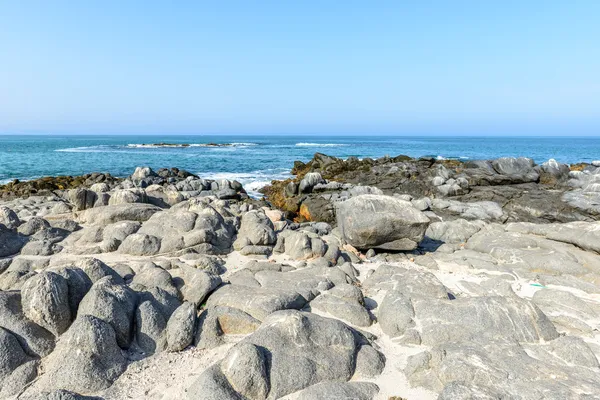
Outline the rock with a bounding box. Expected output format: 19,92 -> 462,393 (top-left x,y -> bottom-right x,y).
74,258 -> 123,284
179,266 -> 222,305
0,291 -> 55,358
0,224 -> 27,257
0,327 -> 29,381
0,206 -> 21,229
233,210 -> 276,251
336,195 -> 430,250
21,271 -> 71,336
377,289 -> 414,338
194,306 -> 261,349
108,189 -> 146,205
491,157 -> 539,182
36,315 -> 127,393
17,217 -> 50,236
67,188 -> 98,211
309,284 -> 371,327
119,233 -> 161,256
414,296 -> 558,345
134,299 -> 167,353
166,302 -> 196,352
425,218 -> 485,243
276,230 -> 327,260
77,276 -> 137,349
354,344 -> 385,378
296,382 -> 379,400
131,166 -> 157,181
0,359 -> 39,398
185,365 -> 244,400
299,172 -> 325,193
206,284 -> 307,321
220,342 -> 269,400
190,310 -> 379,399
77,204 -> 161,226
47,268 -> 92,319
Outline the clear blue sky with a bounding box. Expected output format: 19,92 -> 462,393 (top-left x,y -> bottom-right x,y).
1,1 -> 599,136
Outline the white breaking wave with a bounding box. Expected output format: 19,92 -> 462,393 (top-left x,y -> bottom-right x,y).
127,143 -> 258,148
202,169 -> 292,199
295,142 -> 347,147
55,145 -> 112,152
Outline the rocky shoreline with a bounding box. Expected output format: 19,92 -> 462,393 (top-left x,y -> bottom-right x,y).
1,154 -> 600,399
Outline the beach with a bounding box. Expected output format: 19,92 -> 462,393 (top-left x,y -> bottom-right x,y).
1,152 -> 600,399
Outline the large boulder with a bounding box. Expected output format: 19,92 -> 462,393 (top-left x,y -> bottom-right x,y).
188,310 -> 382,399
21,271 -> 71,336
336,195 -> 430,250
77,276 -> 137,349
35,315 -> 127,393
0,291 -> 55,358
233,210 -> 276,253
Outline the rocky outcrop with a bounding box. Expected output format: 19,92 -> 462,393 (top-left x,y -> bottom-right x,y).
336,195 -> 430,250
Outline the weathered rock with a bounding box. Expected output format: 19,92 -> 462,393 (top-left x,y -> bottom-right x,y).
118,233 -> 161,256
0,327 -> 29,382
77,276 -> 137,349
296,382 -> 379,400
0,224 -> 27,257
233,210 -> 276,252
336,195 -> 430,250
0,291 -> 55,357
36,315 -> 127,393
134,299 -> 167,353
0,206 -> 21,229
309,284 -> 371,327
21,271 -> 71,336
166,301 -> 196,352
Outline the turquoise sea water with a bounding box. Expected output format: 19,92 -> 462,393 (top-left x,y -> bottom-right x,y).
1,135 -> 599,196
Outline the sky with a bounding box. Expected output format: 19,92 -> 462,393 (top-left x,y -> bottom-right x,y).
1,1 -> 599,136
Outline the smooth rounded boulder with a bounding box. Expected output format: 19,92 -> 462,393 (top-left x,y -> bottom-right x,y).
336,194 -> 430,250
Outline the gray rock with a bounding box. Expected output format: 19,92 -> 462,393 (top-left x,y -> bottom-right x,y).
296,382 -> 379,400
166,301 -> 196,352
220,342 -> 269,399
67,189 -> 97,211
299,172 -> 325,193
77,204 -> 161,226
77,276 -> 137,349
0,224 -> 27,257
336,195 -> 430,250
414,296 -> 559,345
0,206 -> 21,229
21,271 -> 71,336
36,315 -> 127,393
135,299 -> 167,353
119,233 -> 161,256
233,210 -> 276,251
18,217 -> 50,236
309,284 -> 371,327
190,310 -> 377,399
0,359 -> 39,398
377,289 -> 414,337
185,365 -> 244,400
0,291 -> 55,357
206,284 -> 306,321
425,218 -> 485,243
73,257 -> 123,284
0,327 -> 29,381
194,306 -> 261,350
179,266 -> 222,305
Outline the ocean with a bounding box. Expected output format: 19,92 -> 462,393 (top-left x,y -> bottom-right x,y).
1,135 -> 599,197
